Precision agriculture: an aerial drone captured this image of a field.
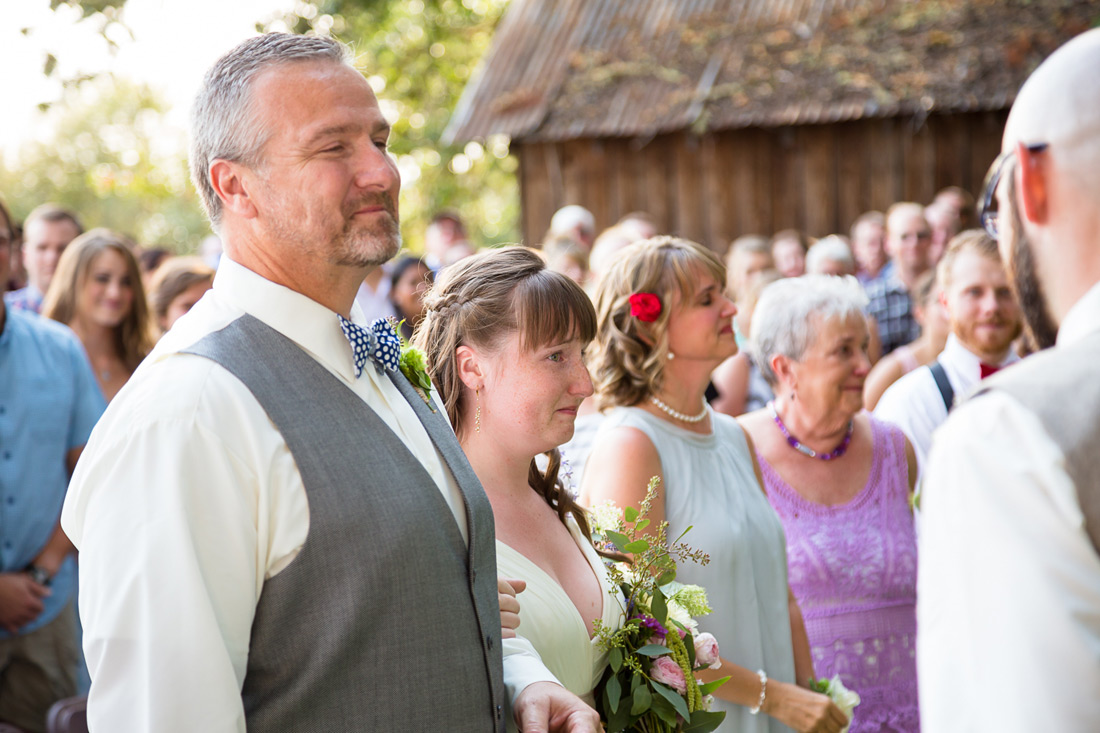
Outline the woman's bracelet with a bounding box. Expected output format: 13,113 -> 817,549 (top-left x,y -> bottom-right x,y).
749,669 -> 768,715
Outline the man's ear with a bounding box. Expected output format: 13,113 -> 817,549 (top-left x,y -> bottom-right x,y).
455,345 -> 484,391
209,159 -> 259,220
1015,141 -> 1049,225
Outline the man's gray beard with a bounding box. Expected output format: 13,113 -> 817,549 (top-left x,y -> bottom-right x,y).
335,211 -> 402,268
1004,183 -> 1059,351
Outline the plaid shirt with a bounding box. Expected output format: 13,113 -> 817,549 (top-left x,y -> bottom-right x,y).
865,267 -> 920,356
4,286 -> 44,314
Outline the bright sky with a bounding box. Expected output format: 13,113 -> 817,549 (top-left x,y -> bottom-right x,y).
1,0 -> 296,162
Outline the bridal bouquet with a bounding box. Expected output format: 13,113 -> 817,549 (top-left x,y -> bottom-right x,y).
590,478 -> 729,733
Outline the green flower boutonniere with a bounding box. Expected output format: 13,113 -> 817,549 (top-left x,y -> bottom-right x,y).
390,318 -> 436,412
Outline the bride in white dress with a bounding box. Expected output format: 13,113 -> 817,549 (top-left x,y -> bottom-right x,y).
416,247 -> 624,731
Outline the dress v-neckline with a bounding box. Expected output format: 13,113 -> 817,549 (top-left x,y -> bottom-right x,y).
497,516 -> 611,641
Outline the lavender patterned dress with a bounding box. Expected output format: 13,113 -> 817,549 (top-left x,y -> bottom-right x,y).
758,418 -> 920,732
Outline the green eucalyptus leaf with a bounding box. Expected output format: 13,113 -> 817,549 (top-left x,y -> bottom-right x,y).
605,530 -> 631,550
635,518 -> 650,531
656,568 -> 677,585
651,680 -> 690,719
634,644 -> 671,657
610,647 -> 622,672
648,693 -> 679,726
630,684 -> 653,716
698,676 -> 731,696
607,673 -> 622,713
651,587 -> 668,624
623,540 -> 649,554
682,709 -> 727,732
624,505 -> 639,523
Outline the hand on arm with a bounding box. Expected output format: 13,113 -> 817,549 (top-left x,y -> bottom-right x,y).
499,577 -> 526,639
514,681 -> 603,733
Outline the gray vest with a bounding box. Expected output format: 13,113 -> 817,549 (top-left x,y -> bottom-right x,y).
972,329 -> 1100,555
184,314 -> 506,732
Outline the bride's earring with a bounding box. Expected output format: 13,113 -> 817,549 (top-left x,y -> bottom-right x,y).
475,389 -> 482,434
667,351 -> 675,360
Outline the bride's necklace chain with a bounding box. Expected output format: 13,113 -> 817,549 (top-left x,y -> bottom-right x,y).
649,394 -> 708,423
768,401 -> 853,460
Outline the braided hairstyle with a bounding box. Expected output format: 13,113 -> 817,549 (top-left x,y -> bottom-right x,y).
414,246 -> 607,548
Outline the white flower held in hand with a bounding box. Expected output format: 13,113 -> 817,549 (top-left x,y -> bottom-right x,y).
820,675 -> 861,733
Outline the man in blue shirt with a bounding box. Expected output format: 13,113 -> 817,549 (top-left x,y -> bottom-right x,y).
0,198 -> 104,733
4,204 -> 82,315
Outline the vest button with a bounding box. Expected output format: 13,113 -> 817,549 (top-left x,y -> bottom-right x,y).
495,704 -> 502,719
486,635 -> 494,650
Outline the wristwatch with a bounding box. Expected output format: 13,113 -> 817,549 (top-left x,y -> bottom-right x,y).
26,564 -> 51,587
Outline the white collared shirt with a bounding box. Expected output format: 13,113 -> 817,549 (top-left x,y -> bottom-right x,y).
918,282 -> 1100,731
61,257 -> 470,732
874,333 -> 1019,477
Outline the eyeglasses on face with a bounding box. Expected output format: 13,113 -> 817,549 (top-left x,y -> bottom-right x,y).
978,142 -> 1049,240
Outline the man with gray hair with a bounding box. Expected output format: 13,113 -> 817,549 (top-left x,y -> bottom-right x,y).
919,29 -> 1100,730
62,33 -> 597,732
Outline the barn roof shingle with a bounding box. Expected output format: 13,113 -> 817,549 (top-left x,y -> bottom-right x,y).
445,0 -> 1098,143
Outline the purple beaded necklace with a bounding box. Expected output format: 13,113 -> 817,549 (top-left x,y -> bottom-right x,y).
768,401 -> 854,461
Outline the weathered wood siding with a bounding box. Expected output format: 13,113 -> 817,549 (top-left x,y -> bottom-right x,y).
517,111 -> 1007,251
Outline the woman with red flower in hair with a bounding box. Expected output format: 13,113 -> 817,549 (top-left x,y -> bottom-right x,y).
581,237 -> 847,733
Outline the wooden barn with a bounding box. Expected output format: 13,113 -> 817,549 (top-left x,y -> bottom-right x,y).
445,0 -> 1097,250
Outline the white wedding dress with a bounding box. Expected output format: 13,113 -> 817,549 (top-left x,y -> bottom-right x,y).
498,514 -> 624,732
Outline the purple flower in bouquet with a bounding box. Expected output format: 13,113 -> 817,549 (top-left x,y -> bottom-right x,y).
637,614 -> 668,639
694,632 -> 721,670
651,656 -> 687,695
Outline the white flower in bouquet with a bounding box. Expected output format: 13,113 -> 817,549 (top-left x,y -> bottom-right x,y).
588,500 -> 623,536
810,675 -> 861,733
665,598 -> 699,634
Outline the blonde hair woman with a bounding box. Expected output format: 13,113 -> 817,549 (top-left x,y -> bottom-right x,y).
416,246 -> 617,732
581,237 -> 847,733
43,229 -> 155,400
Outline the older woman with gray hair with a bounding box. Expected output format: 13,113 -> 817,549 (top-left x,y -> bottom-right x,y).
738,275 -> 920,733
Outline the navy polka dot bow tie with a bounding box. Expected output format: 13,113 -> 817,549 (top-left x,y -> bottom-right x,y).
338,314 -> 402,377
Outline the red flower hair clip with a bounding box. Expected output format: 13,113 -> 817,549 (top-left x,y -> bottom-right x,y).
629,292 -> 662,322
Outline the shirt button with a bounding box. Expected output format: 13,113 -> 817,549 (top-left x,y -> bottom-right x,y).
3,541 -> 11,550
5,497 -> 13,505
0,405 -> 6,414
2,452 -> 9,460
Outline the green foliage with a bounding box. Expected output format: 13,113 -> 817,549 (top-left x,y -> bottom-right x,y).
265,0 -> 520,251
0,76 -> 209,251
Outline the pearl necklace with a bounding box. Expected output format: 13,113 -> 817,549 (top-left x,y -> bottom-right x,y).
768,401 -> 853,460
649,395 -> 708,423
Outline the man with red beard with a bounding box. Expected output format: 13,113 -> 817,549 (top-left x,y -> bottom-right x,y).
918,29 -> 1100,731
874,230 -> 1021,475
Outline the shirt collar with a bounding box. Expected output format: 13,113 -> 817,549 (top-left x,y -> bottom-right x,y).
1056,280 -> 1100,348
942,333 -> 1020,372
211,256 -> 366,382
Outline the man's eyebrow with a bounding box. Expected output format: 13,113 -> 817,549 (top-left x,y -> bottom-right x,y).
302,122 -> 390,147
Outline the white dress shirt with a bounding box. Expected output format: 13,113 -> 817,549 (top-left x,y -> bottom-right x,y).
61,257 -> 472,732
918,282 -> 1100,731
874,334 -> 1018,476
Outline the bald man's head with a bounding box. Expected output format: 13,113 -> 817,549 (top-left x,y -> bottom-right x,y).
1005,29 -> 1100,188
997,28 -> 1100,328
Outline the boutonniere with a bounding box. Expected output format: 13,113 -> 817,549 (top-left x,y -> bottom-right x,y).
389,318 -> 436,412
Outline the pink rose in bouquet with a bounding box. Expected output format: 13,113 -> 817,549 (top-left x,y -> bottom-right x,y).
651,656 -> 687,695
694,632 -> 721,670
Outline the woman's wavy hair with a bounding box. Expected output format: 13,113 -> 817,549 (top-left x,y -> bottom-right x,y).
42,228 -> 155,370
414,246 -> 610,547
591,236 -> 726,410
